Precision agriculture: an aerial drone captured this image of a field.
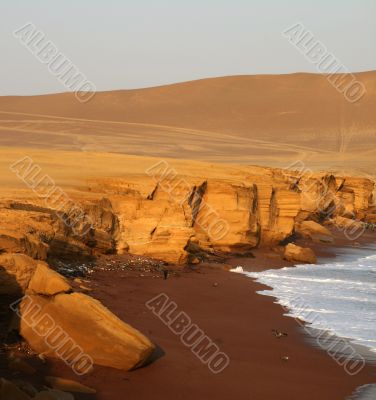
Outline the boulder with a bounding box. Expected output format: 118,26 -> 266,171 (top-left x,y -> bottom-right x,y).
331,216 -> 365,240
33,390 -> 74,400
296,220 -> 333,243
45,376 -> 96,394
0,254 -> 38,294
27,263 -> 71,296
19,292 -> 155,372
332,216 -> 364,230
284,243 -> 317,264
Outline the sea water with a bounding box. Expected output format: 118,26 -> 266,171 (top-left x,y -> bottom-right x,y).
244,247 -> 376,398
245,248 -> 376,353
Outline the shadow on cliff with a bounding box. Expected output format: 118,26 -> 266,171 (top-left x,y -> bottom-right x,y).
47,238 -> 97,275
0,265 -> 22,346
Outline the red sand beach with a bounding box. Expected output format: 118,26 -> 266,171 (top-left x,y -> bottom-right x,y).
35,247 -> 376,400
1,235 -> 376,400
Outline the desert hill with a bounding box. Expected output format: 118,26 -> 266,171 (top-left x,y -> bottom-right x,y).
0,72 -> 375,172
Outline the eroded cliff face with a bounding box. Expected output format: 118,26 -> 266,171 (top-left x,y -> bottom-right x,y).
0,167 -> 374,265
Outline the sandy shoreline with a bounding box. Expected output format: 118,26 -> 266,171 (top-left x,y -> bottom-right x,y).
1,237 -> 376,400
31,244 -> 376,399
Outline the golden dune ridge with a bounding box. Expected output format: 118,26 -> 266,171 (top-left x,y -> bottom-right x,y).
0,72 -> 375,175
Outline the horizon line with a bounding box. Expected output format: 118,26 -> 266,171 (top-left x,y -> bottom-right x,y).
1,69 -> 375,98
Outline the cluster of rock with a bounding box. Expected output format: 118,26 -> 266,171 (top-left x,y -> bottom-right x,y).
0,253 -> 154,374
79,168 -> 374,264
0,375 -> 96,399
0,168 -> 374,266
1,253 -> 154,367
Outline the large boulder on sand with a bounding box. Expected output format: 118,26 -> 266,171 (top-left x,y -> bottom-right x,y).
284,243 -> 317,264
18,292 -> 155,372
296,220 -> 333,243
1,253 -> 154,373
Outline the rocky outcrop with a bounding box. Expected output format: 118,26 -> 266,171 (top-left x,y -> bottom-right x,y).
109,189 -> 195,264
0,199 -> 119,264
259,188 -> 301,245
284,243 -> 317,264
0,167 -> 374,265
0,254 -> 38,294
0,378 -> 77,400
329,216 -> 366,239
292,173 -> 374,220
27,263 -> 71,296
4,254 -> 154,372
44,376 -> 96,394
296,220 -> 333,243
100,171 -> 373,262
193,181 -> 260,252
19,293 -> 154,372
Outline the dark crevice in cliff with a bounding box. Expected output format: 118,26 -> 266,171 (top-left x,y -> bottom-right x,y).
147,184 -> 159,200
245,184 -> 261,248
150,226 -> 157,238
188,181 -> 207,227
337,179 -> 346,192
289,177 -> 302,193
9,202 -> 56,215
252,184 -> 258,214
279,232 -> 298,246
269,188 -> 277,230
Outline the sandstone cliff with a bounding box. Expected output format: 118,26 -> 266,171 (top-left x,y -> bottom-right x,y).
1,165 -> 373,265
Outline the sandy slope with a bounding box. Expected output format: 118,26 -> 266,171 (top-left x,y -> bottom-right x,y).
0,72 -> 375,175
0,146 -> 277,198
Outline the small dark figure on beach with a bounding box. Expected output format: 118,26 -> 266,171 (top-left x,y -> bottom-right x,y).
163,270 -> 169,280
272,329 -> 288,338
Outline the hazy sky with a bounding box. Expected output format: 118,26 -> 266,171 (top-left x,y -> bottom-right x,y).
1,0 -> 375,95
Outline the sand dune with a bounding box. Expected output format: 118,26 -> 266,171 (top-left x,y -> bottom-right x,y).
0,72 -> 375,174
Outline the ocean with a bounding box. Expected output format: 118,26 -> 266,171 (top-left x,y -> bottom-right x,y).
246,248 -> 376,353
243,245 -> 376,399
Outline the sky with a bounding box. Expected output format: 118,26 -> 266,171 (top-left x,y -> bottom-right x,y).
1,0 -> 375,95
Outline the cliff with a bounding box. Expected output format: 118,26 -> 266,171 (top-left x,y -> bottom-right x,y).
1,164 -> 374,265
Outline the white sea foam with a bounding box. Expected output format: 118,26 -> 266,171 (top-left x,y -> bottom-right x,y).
230,266 -> 244,273
245,251 -> 376,353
